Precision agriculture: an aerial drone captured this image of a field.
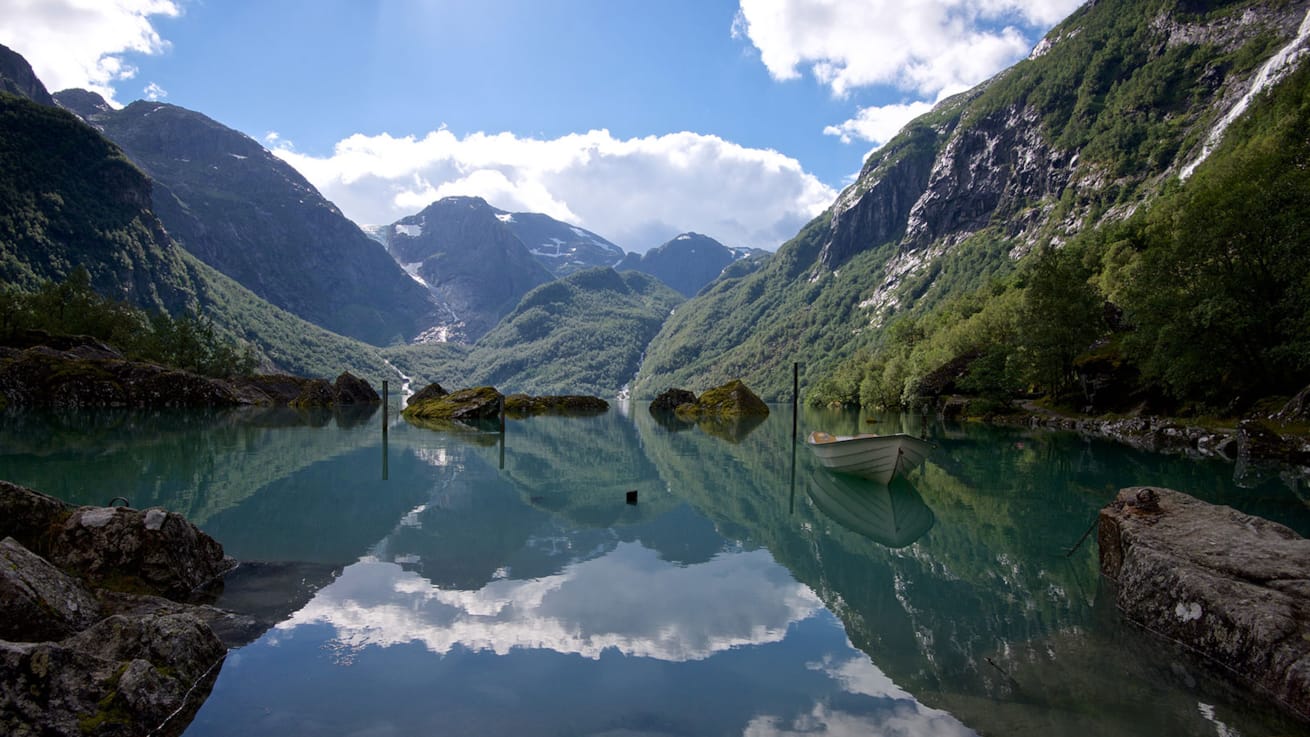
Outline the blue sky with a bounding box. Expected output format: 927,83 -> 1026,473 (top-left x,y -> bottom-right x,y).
0,0 -> 1082,251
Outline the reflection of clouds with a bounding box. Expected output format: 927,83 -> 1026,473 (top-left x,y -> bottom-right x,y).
279,542 -> 822,661
744,655 -> 977,737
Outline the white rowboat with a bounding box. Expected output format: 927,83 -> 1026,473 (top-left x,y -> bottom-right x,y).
806,431 -> 934,484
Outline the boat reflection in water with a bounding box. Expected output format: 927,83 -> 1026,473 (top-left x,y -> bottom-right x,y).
806,471 -> 935,548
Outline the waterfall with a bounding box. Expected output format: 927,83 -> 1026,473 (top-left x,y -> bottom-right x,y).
1180,7 -> 1310,180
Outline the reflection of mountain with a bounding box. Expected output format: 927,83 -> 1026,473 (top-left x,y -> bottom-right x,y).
477,413 -> 680,528
634,406 -> 1308,735
0,407 -> 383,526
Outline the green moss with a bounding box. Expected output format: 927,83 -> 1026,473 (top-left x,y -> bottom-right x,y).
402,386 -> 503,421
673,380 -> 770,419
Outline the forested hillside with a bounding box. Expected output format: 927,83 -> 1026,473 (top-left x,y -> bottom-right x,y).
637,0 -> 1310,412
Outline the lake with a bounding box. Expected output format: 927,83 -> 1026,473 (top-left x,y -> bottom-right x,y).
2,401 -> 1308,736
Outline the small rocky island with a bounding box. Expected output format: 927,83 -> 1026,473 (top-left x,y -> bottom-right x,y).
1099,487 -> 1310,722
401,383 -> 609,424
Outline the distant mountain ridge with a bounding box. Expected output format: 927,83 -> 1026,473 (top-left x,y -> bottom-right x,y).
616,232 -> 750,298
52,91 -> 439,347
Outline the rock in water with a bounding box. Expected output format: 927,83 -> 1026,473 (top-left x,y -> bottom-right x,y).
650,387 -> 697,413
1098,486 -> 1310,721
674,379 -> 770,418
403,386 -> 503,422
333,371 -> 380,404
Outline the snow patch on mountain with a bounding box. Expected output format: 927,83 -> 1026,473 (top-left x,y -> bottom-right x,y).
395,223 -> 423,237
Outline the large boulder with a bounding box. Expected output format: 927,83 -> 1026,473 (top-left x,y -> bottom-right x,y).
407,382 -> 449,406
1098,487 -> 1310,721
333,371 -> 379,404
48,506 -> 235,599
0,613 -> 223,737
0,538 -> 101,642
0,481 -> 71,552
403,386 -> 504,422
650,387 -> 696,413
673,379 -> 770,419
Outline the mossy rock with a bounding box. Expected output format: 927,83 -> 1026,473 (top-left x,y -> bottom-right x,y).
674,379 -> 769,419
504,393 -> 609,417
403,386 -> 503,422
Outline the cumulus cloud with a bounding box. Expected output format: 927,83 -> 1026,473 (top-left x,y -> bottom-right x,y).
0,0 -> 179,105
823,100 -> 935,146
274,128 -> 836,252
736,0 -> 1083,146
142,81 -> 166,100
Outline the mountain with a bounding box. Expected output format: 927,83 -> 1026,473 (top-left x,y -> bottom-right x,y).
0,51 -> 394,380
492,208 -> 624,277
52,92 -> 438,347
372,196 -> 557,343
636,0 -> 1310,404
385,267 -> 683,397
616,232 -> 744,298
0,44 -> 53,106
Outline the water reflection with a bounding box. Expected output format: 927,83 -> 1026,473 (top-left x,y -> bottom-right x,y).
4,405 -> 1309,736
806,473 -> 935,548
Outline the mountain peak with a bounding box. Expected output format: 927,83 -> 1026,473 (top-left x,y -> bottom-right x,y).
52,88 -> 111,120
0,44 -> 54,106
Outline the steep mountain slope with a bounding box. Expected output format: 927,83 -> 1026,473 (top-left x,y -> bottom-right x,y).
616,232 -> 741,298
385,267 -> 683,397
637,0 -> 1310,402
53,92 -> 438,347
494,208 -> 624,276
374,196 -> 556,343
0,44 -> 53,106
0,70 -> 392,380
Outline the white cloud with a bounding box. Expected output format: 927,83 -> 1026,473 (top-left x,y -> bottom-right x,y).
737,0 -> 1083,146
274,128 -> 836,252
824,100 -> 935,146
143,81 -> 166,101
0,0 -> 180,105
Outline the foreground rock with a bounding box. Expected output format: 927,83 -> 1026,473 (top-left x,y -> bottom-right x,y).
0,481 -> 239,737
0,337 -> 382,409
672,379 -> 770,419
1098,487 -> 1310,722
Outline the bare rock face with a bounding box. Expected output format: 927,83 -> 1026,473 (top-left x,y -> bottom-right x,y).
0,613 -> 223,737
50,506 -> 235,599
1098,486 -> 1310,721
0,538 -> 102,642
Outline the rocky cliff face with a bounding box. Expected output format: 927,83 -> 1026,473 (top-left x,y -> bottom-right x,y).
375,196 -> 556,343
53,94 -> 439,347
638,0 -> 1310,399
0,44 -> 53,106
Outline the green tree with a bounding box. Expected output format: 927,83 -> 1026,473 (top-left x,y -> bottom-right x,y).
1017,246 -> 1105,397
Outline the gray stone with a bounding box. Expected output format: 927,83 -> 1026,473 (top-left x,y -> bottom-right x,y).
0,613 -> 224,737
0,537 -> 101,642
0,480 -> 71,552
1099,486 -> 1310,721
50,505 -> 235,599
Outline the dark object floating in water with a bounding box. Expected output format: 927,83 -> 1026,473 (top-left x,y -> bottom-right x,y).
626,490 -> 638,505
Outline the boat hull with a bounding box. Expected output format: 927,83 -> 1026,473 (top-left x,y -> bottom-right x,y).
806,433 -> 934,484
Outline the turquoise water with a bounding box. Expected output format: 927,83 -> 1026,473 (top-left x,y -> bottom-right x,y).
2,403 -> 1308,736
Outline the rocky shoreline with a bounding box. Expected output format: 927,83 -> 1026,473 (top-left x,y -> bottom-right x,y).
0,333 -> 380,410
0,480 -> 325,737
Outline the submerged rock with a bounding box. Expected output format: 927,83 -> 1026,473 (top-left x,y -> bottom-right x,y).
1098,486 -> 1310,722
673,379 -> 770,419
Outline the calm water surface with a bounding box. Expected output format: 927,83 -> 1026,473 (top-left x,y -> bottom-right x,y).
3,402 -> 1309,737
